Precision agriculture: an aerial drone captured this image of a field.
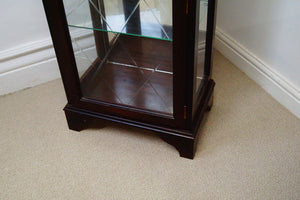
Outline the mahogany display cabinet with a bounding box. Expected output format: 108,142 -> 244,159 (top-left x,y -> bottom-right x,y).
43,0 -> 217,159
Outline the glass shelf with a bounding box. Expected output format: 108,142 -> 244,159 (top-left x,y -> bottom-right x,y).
63,0 -> 173,41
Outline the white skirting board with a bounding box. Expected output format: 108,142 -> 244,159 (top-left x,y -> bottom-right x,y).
214,27 -> 300,119
0,28 -> 95,96
1,27 -> 299,119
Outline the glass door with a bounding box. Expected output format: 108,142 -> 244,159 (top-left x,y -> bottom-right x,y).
192,0 -> 209,110
63,0 -> 173,115
194,0 -> 208,93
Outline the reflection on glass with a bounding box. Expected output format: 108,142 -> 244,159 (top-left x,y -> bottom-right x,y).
195,0 -> 208,92
64,0 -> 172,41
63,0 -> 173,115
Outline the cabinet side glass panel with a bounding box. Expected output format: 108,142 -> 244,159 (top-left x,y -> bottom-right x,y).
63,0 -> 173,115
195,0 -> 208,92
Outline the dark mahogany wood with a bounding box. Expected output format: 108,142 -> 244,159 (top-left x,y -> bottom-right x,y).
80,35 -> 173,114
42,0 -> 217,159
64,109 -> 93,131
89,0 -> 109,59
64,79 -> 214,158
123,0 -> 141,35
161,79 -> 214,158
42,0 -> 82,105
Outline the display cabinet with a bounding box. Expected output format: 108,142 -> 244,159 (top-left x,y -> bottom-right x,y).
43,0 -> 217,159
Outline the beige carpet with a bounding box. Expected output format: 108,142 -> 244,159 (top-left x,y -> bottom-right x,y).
0,51 -> 299,199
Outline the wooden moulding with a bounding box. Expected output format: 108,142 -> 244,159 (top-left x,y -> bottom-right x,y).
64,79 -> 214,159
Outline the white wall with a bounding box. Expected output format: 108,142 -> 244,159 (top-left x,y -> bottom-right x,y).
0,0 -> 50,51
0,0 -> 94,95
0,0 -> 60,95
216,0 -> 300,87
215,0 -> 300,118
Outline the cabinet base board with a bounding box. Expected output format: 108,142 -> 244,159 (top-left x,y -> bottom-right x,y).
63,79 -> 214,159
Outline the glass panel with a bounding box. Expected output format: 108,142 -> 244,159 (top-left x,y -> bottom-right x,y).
195,0 -> 208,92
63,0 -> 173,115
64,0 -> 172,41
